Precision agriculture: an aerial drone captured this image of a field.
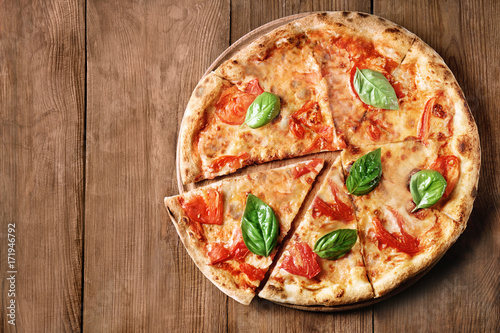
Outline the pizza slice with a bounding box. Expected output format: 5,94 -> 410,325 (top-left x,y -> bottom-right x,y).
342,37 -> 476,148
165,159 -> 324,305
297,12 -> 416,148
341,140 -> 478,296
259,157 -> 373,306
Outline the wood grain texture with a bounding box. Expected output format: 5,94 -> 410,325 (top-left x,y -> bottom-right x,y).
0,0 -> 85,332
83,0 -> 230,331
373,0 -> 500,331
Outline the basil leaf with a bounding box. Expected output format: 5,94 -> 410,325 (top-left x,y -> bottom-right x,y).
410,170 -> 447,212
241,194 -> 279,257
314,229 -> 357,260
346,148 -> 382,196
353,68 -> 399,110
243,92 -> 280,128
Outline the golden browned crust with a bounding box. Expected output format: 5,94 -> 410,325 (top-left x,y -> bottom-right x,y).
172,12 -> 480,307
403,38 -> 481,226
214,20 -> 306,83
370,215 -> 461,297
164,192 -> 255,305
297,11 -> 416,61
179,73 -> 231,184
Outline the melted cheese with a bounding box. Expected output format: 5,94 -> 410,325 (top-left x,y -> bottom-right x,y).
260,158 -> 374,305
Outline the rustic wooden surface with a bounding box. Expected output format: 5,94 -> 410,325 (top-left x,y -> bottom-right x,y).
0,0 -> 498,332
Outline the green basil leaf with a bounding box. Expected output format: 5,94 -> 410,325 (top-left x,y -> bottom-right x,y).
313,229 -> 357,260
346,148 -> 382,196
243,92 -> 280,128
241,194 -> 279,257
410,170 -> 447,212
353,68 -> 399,110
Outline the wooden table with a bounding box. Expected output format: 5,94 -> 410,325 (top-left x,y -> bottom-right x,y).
1,1 -> 499,332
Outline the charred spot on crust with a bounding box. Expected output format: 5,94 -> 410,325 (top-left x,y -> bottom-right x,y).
180,216 -> 189,226
432,103 -> 446,118
357,12 -> 369,18
457,137 -> 471,154
341,11 -> 349,17
384,27 -> 402,35
347,18 -> 353,22
268,284 -> 284,294
231,60 -> 238,64
319,12 -> 327,17
335,22 -> 345,28
471,185 -> 478,198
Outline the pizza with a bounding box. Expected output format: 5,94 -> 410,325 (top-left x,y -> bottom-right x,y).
259,157 -> 374,305
167,11 -> 480,308
165,159 -> 324,305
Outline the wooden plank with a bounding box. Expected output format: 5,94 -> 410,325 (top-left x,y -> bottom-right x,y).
227,3 -> 374,332
83,0 -> 230,331
0,0 -> 85,332
373,0 -> 500,331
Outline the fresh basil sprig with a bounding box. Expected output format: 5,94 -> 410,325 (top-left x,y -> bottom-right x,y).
353,68 -> 399,110
346,148 -> 382,196
410,170 -> 447,212
314,229 -> 357,260
243,92 -> 280,128
241,194 -> 279,257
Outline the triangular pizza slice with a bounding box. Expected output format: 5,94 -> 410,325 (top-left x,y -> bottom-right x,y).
179,22 -> 337,184
165,159 -> 324,304
341,140 -> 476,296
259,157 -> 373,306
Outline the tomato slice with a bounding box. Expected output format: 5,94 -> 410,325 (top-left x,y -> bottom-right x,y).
289,101 -> 334,151
367,120 -> 382,141
244,78 -> 265,95
289,118 -> 306,138
208,243 -> 232,265
214,79 -> 264,125
239,263 -> 266,281
178,189 -> 223,225
372,207 -> 420,255
311,182 -> 354,222
430,155 -> 460,197
417,97 -> 435,141
210,152 -> 251,173
281,242 -> 321,279
292,159 -> 323,179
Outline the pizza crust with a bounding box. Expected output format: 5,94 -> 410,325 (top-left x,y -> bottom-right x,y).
171,11 -> 481,308
178,73 -> 232,184
402,38 -> 481,225
165,193 -> 255,305
297,11 -> 416,61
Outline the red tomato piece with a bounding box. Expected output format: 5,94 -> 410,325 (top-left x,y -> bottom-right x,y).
311,182 -> 354,222
367,121 -> 382,141
208,243 -> 231,265
372,207 -> 420,255
430,155 -> 460,197
244,78 -> 264,95
418,97 -> 435,141
214,86 -> 256,125
289,118 -> 306,138
231,241 -> 250,262
210,152 -> 251,173
281,242 -> 321,279
239,263 -> 266,281
178,189 -> 223,225
292,159 -> 323,179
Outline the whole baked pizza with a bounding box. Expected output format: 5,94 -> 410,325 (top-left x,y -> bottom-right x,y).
165,12 -> 480,308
